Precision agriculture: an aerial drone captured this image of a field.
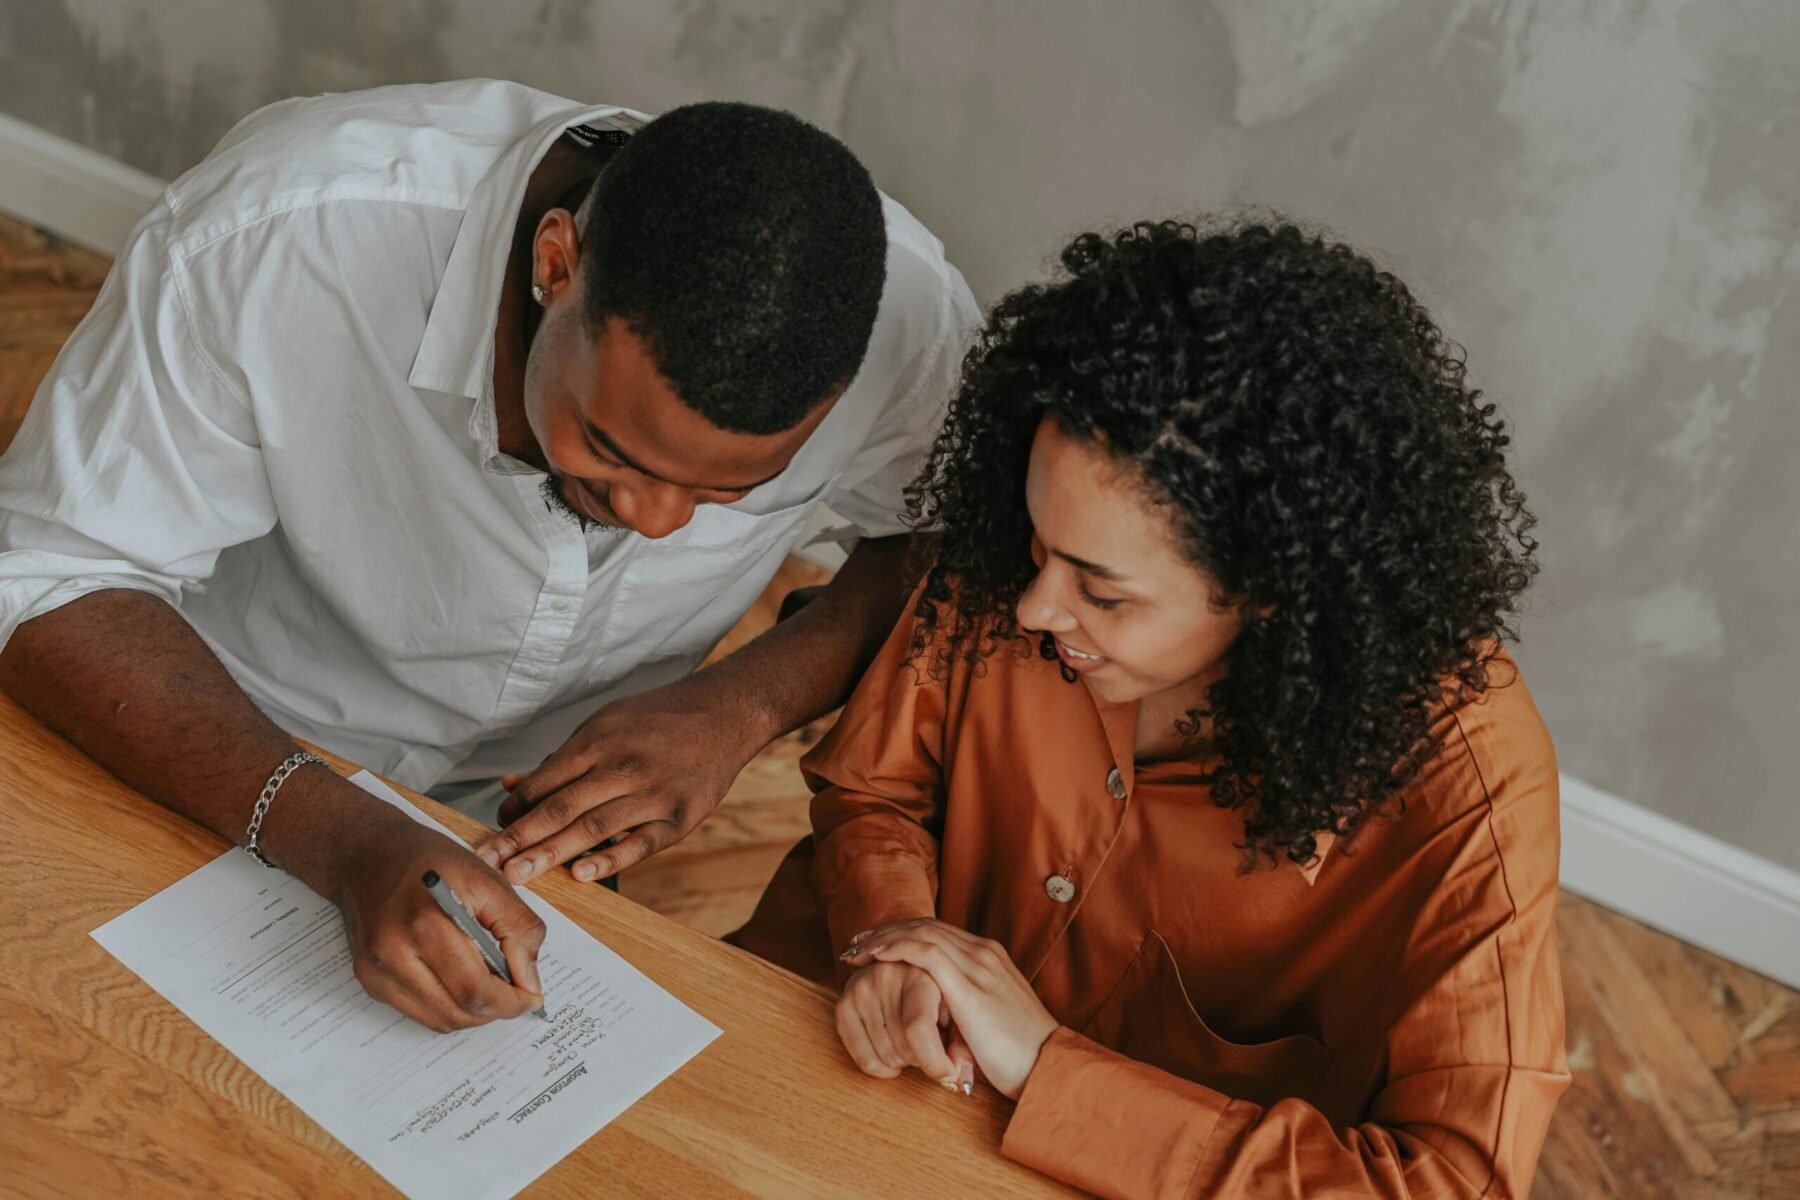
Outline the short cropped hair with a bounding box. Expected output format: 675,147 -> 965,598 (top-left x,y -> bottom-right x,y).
579,102 -> 888,435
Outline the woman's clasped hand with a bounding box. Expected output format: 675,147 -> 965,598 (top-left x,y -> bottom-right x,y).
837,919 -> 1060,1099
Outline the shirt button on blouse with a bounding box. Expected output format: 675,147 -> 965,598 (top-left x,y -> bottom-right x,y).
1045,874 -> 1077,903
1106,767 -> 1126,801
552,599 -> 570,612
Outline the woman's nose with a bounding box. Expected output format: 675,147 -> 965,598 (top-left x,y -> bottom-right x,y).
1016,567 -> 1076,632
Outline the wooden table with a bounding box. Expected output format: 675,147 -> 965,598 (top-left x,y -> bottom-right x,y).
0,693 -> 1078,1198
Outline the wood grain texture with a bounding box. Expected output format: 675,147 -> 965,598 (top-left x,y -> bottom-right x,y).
4,209 -> 1798,1197
0,215 -> 108,454
0,690 -> 1076,1198
1532,894 -> 1799,1198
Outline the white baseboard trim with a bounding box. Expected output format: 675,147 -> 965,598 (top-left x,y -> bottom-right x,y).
1559,773 -> 1800,989
0,112 -> 165,256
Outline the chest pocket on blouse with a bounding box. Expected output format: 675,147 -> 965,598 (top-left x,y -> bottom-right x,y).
1080,930 -> 1334,1109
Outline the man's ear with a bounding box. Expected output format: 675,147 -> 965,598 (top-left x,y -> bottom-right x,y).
532,208 -> 583,303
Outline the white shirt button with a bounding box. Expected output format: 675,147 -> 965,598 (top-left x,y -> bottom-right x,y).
1106,767 -> 1126,800
1045,874 -> 1077,903
552,599 -> 570,612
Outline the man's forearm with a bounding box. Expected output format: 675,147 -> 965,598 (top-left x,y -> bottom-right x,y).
0,589 -> 409,897
695,533 -> 927,748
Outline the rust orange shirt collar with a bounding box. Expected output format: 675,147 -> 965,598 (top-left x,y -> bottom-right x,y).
1086,683 -> 1335,887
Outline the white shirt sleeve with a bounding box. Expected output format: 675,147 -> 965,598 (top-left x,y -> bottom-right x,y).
0,203 -> 277,649
823,250 -> 983,540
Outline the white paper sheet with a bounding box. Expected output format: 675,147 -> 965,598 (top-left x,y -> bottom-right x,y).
91,771 -> 721,1200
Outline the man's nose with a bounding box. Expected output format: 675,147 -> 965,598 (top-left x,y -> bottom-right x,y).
611,480 -> 696,540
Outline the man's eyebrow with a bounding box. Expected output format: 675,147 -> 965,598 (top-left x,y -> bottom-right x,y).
580,414 -> 783,492
1053,549 -> 1129,583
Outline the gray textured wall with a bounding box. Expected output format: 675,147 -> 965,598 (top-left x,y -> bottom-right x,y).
2,0 -> 1796,866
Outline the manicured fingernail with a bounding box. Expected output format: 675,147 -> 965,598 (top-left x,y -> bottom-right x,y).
575,863 -> 595,881
477,848 -> 500,868
838,947 -> 858,961
511,859 -> 535,882
851,929 -> 872,944
958,1064 -> 974,1095
939,1076 -> 960,1091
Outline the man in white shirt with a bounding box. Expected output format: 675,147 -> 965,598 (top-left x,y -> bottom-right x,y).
0,82 -> 979,1032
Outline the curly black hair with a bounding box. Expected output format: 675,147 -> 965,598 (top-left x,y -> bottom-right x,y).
579,101 -> 887,435
903,218 -> 1539,868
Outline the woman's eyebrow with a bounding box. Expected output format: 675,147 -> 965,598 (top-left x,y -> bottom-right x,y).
1053,548 -> 1129,583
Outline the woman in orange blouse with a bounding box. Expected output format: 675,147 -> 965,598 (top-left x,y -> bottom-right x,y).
731,219 -> 1566,1197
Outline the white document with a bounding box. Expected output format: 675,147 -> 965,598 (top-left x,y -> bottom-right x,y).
91,771 -> 721,1200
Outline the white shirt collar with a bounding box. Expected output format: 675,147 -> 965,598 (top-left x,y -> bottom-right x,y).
408,101 -> 650,403
0,80 -> 969,800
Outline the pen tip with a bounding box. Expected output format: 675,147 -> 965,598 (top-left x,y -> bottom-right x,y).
535,1007 -> 548,1020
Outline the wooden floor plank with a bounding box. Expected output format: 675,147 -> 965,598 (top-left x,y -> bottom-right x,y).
1558,897 -> 1742,1127
1600,896 -> 1785,1074
1559,919 -> 1691,1199
1725,1008 -> 1800,1116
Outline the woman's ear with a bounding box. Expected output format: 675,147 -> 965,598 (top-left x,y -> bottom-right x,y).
1212,589 -> 1272,621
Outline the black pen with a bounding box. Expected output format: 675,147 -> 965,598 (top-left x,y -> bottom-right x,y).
421,870 -> 548,1020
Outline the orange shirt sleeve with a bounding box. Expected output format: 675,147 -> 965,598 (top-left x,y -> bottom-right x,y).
1002,768 -> 1569,1199
803,591 -> 951,966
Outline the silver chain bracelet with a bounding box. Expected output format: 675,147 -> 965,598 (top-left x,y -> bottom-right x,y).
245,750 -> 327,868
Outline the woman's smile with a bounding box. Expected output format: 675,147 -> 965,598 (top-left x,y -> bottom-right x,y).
1053,636 -> 1108,673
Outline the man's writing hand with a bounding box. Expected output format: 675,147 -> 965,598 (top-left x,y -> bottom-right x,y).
333,816 -> 546,1033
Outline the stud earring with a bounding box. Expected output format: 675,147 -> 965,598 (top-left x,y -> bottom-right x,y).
531,284 -> 547,304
